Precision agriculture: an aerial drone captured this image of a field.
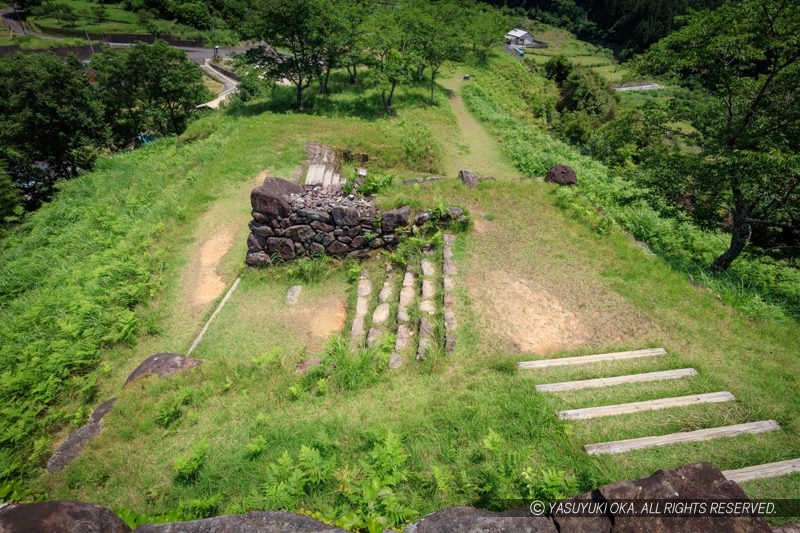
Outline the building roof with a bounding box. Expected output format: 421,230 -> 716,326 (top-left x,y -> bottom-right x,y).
505,28 -> 532,39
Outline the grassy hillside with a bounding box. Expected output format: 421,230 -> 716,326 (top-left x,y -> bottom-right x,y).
1,48 -> 798,530
0,81 -> 442,482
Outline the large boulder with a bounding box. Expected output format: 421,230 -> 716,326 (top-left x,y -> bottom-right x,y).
458,170 -> 480,188
124,353 -> 201,386
407,506 -> 554,533
552,462 -> 773,533
251,178 -> 304,217
46,423 -> 101,473
0,501 -> 131,533
545,164 -> 577,186
132,511 -> 345,532
381,205 -> 411,233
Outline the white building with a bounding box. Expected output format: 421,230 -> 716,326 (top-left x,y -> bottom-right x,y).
505,28 -> 534,46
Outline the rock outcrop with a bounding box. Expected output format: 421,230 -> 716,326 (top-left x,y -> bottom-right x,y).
0,501 -> 131,533
545,164 -> 578,185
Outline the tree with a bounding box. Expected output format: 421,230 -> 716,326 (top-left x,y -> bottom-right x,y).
0,52 -> 107,208
365,5 -> 418,114
243,0 -> 329,108
637,0 -> 800,270
336,0 -> 372,84
0,163 -> 21,223
410,1 -> 465,105
467,2 -> 508,63
93,41 -> 210,144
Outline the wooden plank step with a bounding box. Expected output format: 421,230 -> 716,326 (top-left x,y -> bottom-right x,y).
723,458 -> 800,483
537,368 -> 698,392
306,163 -> 325,185
518,348 -> 666,369
585,420 -> 780,455
558,391 -> 735,420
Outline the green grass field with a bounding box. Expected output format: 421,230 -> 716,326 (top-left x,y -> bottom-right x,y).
1,45 -> 797,530
0,34 -> 89,49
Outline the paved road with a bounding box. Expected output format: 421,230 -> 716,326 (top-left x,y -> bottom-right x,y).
0,7 -> 58,39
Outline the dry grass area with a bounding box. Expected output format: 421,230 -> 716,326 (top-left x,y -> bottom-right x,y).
202,74 -> 225,95
458,188 -> 659,359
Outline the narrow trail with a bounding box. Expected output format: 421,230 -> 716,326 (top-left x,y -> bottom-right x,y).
433,72 -> 656,355
437,73 -> 519,180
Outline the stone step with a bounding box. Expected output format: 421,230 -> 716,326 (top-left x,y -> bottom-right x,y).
557,391 -> 735,420
417,249 -> 438,361
443,233 -> 457,353
536,368 -> 698,392
390,263 -> 417,369
584,420 -> 781,455
723,458 -> 800,483
350,270 -> 372,343
368,264 -> 395,346
322,167 -> 334,187
306,163 -> 325,185
518,348 -> 667,370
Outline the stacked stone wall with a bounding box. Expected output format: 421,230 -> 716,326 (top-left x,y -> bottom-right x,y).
246,177 -> 411,266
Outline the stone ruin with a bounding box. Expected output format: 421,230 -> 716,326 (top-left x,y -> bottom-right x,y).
245,177 -> 464,267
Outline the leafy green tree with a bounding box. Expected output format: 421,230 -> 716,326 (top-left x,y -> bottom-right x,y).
91,4 -> 107,22
0,52 -> 107,207
365,5 -> 418,114
93,41 -> 210,145
243,0 -> 329,108
411,1 -> 465,105
467,2 -> 508,63
637,0 -> 800,270
336,0 -> 373,84
0,163 -> 22,224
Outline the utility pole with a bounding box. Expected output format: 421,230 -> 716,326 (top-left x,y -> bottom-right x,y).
82,20 -> 94,54
12,3 -> 27,36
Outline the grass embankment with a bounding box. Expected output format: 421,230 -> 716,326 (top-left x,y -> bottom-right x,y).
5,52 -> 798,530
523,24 -> 632,85
25,0 -> 236,44
0,35 -> 90,49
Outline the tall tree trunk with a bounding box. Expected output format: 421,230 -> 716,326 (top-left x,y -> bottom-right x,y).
382,81 -> 397,114
321,65 -> 332,95
347,62 -> 358,84
711,185 -> 751,271
295,83 -> 303,108
429,70 -> 436,105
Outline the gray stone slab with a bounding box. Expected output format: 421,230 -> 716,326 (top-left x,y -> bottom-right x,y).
286,285 -> 302,305
372,302 -> 391,325
421,259 -> 436,277
419,300 -> 436,315
422,279 -> 436,299
125,353 -> 201,386
47,423 -> 101,473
